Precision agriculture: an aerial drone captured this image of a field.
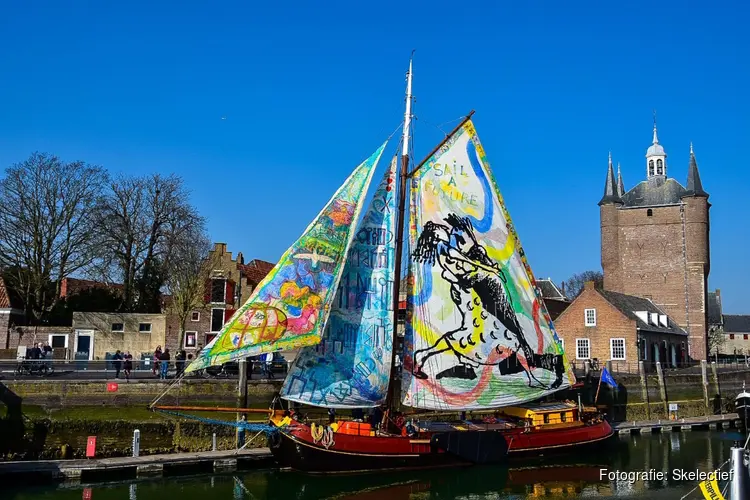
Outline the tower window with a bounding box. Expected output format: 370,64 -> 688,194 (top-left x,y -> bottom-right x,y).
656,159 -> 663,175
648,160 -> 654,176
647,209 -> 653,217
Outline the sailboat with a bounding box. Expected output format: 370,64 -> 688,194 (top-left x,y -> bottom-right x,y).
152,55 -> 614,473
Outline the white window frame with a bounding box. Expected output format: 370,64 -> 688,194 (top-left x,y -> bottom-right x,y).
111,322 -> 124,332
610,338 -> 626,360
558,338 -> 564,351
48,333 -> 69,349
191,311 -> 200,322
584,308 -> 597,327
576,338 -> 590,360
210,278 -> 227,304
184,331 -> 198,349
139,322 -> 152,333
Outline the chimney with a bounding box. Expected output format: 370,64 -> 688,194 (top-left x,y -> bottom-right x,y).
561,282 -> 566,296
584,281 -> 596,291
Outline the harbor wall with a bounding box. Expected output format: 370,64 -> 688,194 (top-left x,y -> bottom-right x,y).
578,362 -> 750,421
2,379 -> 281,407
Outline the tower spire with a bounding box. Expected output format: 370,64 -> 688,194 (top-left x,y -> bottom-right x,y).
617,162 -> 625,197
599,153 -> 623,206
652,109 -> 659,144
683,142 -> 708,198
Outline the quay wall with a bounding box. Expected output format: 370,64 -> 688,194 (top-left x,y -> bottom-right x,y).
2,379 -> 282,407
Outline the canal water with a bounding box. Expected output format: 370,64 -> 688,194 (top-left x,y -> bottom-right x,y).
5,431 -> 746,500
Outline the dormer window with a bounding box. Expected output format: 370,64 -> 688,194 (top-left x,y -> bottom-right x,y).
648,160 -> 655,176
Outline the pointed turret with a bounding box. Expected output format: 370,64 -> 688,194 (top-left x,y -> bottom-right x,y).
617,162 -> 625,197
599,153 -> 623,206
683,142 -> 709,198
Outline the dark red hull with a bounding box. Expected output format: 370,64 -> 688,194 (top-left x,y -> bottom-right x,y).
268,419 -> 615,474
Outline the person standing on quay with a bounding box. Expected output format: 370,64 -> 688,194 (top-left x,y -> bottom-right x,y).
160,348 -> 170,379
152,345 -> 162,377
113,350 -> 123,379
123,352 -> 133,381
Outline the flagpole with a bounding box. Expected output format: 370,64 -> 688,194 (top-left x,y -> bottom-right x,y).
594,371 -> 604,405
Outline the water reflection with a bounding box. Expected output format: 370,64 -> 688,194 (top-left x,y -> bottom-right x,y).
5,431 -> 744,500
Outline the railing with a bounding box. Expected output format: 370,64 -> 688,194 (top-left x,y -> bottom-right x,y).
0,358 -> 291,380
570,358 -> 750,376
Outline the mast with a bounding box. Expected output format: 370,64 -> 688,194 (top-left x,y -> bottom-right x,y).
385,53 -> 414,413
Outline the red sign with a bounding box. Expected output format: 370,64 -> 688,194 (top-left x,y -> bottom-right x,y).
82,488 -> 92,500
86,436 -> 96,458
107,383 -> 118,392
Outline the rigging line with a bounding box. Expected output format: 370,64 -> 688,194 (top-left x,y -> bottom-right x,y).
149,370 -> 188,408
419,115 -> 469,137
678,457 -> 731,500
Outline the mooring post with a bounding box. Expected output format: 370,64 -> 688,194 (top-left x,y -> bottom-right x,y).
729,444 -> 749,500
655,362 -> 668,414
212,432 -> 217,451
639,361 -> 650,419
132,429 -> 140,458
237,358 -> 248,448
701,360 -> 710,411
711,361 -> 722,414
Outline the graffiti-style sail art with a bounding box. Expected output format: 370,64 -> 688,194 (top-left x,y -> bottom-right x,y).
185,143 -> 387,373
280,156 -> 398,408
401,121 -> 575,410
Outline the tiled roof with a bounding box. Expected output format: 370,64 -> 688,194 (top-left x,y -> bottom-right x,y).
0,276 -> 11,308
535,278 -> 567,300
239,259 -> 275,286
724,315 -> 750,334
598,289 -> 686,335
621,177 -> 688,207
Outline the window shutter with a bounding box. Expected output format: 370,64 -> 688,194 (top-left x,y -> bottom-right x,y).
226,280 -> 235,305
224,308 -> 235,322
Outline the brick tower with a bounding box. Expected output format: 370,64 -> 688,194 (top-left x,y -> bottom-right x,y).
599,119 -> 710,360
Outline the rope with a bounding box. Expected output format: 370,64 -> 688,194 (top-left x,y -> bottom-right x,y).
678,457 -> 731,500
310,422 -> 335,449
154,409 -> 279,435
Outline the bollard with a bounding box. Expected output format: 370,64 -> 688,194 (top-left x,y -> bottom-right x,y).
729,444 -> 749,500
132,429 -> 140,458
212,433 -> 217,451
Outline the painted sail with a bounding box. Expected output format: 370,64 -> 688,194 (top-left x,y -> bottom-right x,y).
280,156 -> 398,408
185,143 -> 387,373
401,120 -> 575,410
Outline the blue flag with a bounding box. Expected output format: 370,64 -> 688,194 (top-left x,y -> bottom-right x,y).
601,367 -> 618,388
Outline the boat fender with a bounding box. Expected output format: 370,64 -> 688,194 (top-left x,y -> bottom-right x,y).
320,426 -> 335,449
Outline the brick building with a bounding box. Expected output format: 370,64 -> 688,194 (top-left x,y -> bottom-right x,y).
0,276 -> 24,350
554,281 -> 688,373
166,242 -> 275,353
599,121 -> 710,361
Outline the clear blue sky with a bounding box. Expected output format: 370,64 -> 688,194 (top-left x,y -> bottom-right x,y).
1,1 -> 748,312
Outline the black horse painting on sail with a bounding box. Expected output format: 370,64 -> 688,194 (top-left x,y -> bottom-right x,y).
411,213 -> 565,390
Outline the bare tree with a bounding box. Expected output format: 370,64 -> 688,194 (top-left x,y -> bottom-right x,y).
91,173 -> 205,312
708,325 -> 726,360
559,270 -> 604,300
165,231 -> 217,349
0,153 -> 107,322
